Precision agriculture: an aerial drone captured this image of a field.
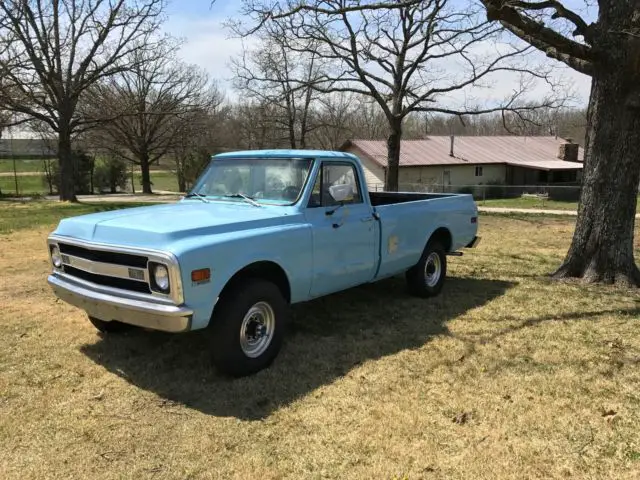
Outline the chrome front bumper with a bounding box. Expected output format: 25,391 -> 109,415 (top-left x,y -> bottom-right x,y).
48,273 -> 193,333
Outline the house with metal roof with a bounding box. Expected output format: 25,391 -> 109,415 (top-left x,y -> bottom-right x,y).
340,136 -> 584,191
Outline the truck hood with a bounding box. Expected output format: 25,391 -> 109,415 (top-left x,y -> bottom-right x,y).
53,201 -> 290,249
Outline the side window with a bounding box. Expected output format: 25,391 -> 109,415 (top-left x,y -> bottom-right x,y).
308,162 -> 362,207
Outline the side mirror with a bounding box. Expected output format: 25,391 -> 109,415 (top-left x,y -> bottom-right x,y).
329,184 -> 352,203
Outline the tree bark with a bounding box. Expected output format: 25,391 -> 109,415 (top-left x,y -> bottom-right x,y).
140,153 -> 152,194
385,120 -> 402,191
553,70 -> 640,286
57,128 -> 77,202
130,162 -> 136,194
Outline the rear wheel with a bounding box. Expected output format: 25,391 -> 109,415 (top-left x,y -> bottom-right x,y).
88,316 -> 133,333
406,240 -> 447,297
210,279 -> 289,377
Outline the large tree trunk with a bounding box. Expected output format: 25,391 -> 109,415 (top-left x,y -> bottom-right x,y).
553,70 -> 640,286
385,120 -> 402,191
57,129 -> 77,202
140,153 -> 152,194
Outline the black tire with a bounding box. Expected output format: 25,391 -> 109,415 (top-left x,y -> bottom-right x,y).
406,240 -> 447,298
88,316 -> 133,333
210,279 -> 289,377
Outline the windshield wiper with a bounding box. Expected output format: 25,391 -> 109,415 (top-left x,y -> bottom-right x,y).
184,192 -> 210,203
224,193 -> 262,207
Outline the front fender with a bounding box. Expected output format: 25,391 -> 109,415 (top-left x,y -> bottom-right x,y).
172,223 -> 313,330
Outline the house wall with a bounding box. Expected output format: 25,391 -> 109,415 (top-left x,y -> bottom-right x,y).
398,164 -> 506,187
345,145 -> 508,190
345,146 -> 386,190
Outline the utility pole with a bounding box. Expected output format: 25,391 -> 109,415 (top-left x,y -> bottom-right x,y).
13,156 -> 18,195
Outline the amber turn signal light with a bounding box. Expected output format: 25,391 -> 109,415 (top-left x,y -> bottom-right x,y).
191,268 -> 211,282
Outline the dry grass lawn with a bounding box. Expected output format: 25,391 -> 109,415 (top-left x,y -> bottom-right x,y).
1,204 -> 640,479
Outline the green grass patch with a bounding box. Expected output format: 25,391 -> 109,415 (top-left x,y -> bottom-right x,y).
131,171 -> 179,192
0,201 -> 159,234
0,158 -> 54,173
0,174 -> 50,195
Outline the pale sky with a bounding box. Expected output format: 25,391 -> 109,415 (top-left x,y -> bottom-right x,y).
165,0 -> 593,107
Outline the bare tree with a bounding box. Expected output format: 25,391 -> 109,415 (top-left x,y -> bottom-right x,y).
0,0 -> 165,201
170,88 -> 227,192
85,41 -> 214,193
227,100 -> 285,149
231,24 -> 322,149
233,0 -> 563,191
310,92 -> 359,149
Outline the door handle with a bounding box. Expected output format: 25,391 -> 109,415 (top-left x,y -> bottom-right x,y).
361,216 -> 374,222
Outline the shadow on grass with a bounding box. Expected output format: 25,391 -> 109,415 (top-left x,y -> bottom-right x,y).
81,276 -> 513,420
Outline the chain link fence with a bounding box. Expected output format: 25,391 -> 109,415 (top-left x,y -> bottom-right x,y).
0,158 -> 56,197
370,183 -> 582,205
0,158 -> 180,197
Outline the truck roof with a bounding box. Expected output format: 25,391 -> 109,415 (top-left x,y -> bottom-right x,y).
212,149 -> 359,160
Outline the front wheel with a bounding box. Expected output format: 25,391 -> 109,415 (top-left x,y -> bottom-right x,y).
406,240 -> 447,298
209,279 -> 289,377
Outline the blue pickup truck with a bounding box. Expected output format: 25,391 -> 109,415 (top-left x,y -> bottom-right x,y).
47,149 -> 479,376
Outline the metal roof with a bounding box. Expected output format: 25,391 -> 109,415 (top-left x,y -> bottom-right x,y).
343,136 -> 584,170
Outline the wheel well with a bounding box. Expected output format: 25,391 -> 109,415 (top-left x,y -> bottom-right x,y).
428,227 -> 452,252
220,261 -> 291,303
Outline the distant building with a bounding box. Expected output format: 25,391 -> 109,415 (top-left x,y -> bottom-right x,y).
340,136 -> 584,190
0,138 -> 56,159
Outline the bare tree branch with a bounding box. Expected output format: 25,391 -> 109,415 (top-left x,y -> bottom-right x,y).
0,0 -> 166,200
82,39 -> 218,193
232,0 -> 566,190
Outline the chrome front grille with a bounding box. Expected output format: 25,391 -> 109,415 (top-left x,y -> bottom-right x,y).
58,242 -> 148,268
57,242 -> 151,293
48,236 -> 184,305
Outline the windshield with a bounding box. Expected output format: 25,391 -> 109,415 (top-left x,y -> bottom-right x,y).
188,157 -> 313,205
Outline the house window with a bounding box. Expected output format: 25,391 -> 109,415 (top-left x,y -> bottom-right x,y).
475,166 -> 483,177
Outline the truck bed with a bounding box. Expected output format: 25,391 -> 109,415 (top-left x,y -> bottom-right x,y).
369,191 -> 462,206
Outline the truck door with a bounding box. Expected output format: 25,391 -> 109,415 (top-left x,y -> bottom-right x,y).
305,161 -> 378,297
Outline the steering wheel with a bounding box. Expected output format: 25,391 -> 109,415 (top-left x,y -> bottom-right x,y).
282,185 -> 299,200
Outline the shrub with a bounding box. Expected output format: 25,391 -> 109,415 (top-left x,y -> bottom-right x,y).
51,150 -> 94,194
94,157 -> 128,193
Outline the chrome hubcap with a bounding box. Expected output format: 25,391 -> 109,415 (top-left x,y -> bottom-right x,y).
239,301 -> 275,358
424,252 -> 442,287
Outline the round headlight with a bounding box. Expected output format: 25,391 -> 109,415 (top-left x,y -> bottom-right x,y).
153,264 -> 170,292
51,245 -> 62,268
